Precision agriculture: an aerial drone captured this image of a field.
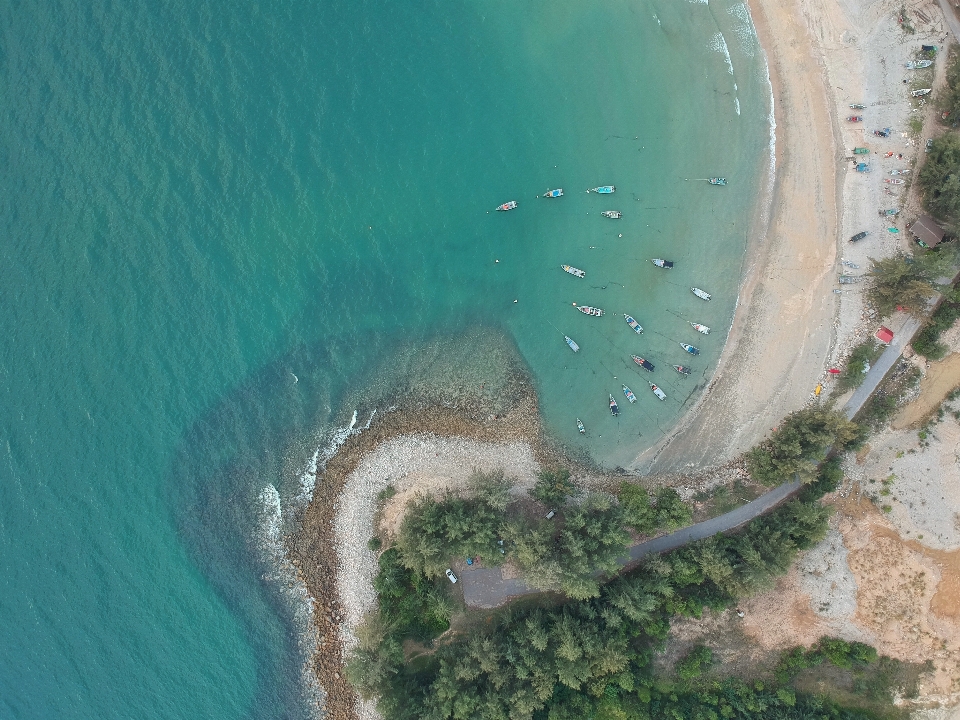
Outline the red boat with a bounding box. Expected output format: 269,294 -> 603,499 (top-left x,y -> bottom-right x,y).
847,115 -> 863,122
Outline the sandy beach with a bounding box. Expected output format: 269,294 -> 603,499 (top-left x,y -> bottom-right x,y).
296,0 -> 960,715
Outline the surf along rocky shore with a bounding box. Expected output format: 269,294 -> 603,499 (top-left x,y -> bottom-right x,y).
285,373 -> 558,720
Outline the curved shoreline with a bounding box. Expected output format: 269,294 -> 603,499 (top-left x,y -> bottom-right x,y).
633,0 -> 840,473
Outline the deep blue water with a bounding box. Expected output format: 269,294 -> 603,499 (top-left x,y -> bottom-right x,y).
0,0 -> 771,717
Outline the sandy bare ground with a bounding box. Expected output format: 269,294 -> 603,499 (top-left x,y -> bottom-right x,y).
634,0 -> 840,473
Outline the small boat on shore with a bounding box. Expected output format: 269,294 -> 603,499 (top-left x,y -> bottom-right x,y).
853,147 -> 870,154
841,259 -> 860,268
565,336 -> 580,352
680,342 -> 700,356
609,394 -> 620,416
651,258 -> 674,269
709,177 -> 727,186
543,188 -> 563,198
632,355 -> 655,372
562,265 -> 585,278
649,382 -> 667,401
588,185 -> 616,194
911,88 -> 932,97
672,364 -> 692,375
847,115 -> 863,122
906,60 -> 933,69
850,103 -> 866,109
624,315 -> 643,334
873,127 -> 891,137
575,304 -> 604,316
577,418 -> 585,434
689,322 -> 710,334
623,385 -> 637,403
890,169 -> 910,175
691,287 -> 711,301
496,200 -> 518,211
601,210 -> 622,219
885,178 -> 904,185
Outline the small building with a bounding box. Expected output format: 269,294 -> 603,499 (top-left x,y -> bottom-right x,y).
875,326 -> 894,344
909,214 -> 945,248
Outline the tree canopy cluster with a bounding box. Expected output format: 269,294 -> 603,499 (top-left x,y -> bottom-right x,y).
919,131 -> 960,229
348,457 -> 884,720
394,469 -> 690,601
866,254 -> 941,318
746,408 -> 866,486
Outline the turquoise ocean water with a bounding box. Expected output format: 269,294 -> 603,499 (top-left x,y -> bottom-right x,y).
0,1 -> 771,717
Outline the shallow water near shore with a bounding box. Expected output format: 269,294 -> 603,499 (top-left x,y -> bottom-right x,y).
0,0 -> 770,717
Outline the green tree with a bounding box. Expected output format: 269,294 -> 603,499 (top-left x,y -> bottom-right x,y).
530,468 -> 579,508
675,644 -> 713,680
653,487 -> 692,530
554,493 -> 631,599
918,131 -> 960,227
619,481 -> 656,534
867,254 -> 938,318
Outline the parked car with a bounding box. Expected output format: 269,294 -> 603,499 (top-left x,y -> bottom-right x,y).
445,569 -> 458,584
850,231 -> 869,243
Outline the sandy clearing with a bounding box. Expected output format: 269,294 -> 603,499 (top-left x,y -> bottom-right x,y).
894,352 -> 960,427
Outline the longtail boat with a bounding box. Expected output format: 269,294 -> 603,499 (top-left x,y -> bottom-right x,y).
577,418 -> 585,434
609,394 -> 620,416
691,287 -> 712,301
565,336 -> 580,352
672,364 -> 691,375
543,188 -> 563,198
708,177 -> 727,186
588,186 -> 616,194
631,355 -> 655,372
623,385 -> 637,403
649,382 -> 667,401
601,210 -> 622,219
689,322 -> 710,334
575,304 -> 603,317
496,200 -> 518,211
680,342 -> 700,356
624,314 -> 643,334
562,265 -> 585,278
651,258 -> 674,268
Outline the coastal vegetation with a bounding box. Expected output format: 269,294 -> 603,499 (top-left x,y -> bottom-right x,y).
866,254 -> 940,318
912,284 -> 960,359
348,450 -> 903,720
745,408 -> 865,486
836,340 -> 883,392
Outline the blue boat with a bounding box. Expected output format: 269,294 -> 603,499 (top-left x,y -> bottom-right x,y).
623,314 -> 643,334
543,188 -> 563,198
588,185 -> 616,194
623,385 -> 637,403
680,342 -> 700,356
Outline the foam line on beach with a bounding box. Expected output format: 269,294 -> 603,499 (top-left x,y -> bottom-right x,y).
709,31 -> 735,76
728,2 -> 758,57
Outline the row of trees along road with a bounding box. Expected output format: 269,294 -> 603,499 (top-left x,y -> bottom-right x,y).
347,410 -> 899,720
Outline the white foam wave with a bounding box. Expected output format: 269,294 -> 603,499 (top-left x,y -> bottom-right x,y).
735,97 -> 741,116
728,3 -> 758,57
293,409 -> 377,507
689,0 -> 708,4
708,32 -> 735,75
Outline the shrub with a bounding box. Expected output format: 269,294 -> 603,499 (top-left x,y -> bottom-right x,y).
530,467 -> 579,508
867,254 -> 938,318
619,481 -> 656,534
675,645 -> 713,679
837,340 -> 882,392
913,297 -> 960,360
653,487 -> 692,530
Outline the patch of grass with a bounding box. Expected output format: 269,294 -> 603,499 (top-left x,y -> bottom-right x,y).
909,115 -> 924,135
837,340 -> 884,392
913,297 -> 960,360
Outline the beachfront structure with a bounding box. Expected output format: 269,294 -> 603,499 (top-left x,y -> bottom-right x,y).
875,326 -> 894,345
909,214 -> 945,248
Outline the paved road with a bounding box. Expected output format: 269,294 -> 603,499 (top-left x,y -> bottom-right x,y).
843,316 -> 922,420
462,480 -> 800,608
937,0 -> 960,44
462,313 -> 928,608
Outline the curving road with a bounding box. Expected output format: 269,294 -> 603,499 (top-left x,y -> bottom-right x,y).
461,311 -> 926,608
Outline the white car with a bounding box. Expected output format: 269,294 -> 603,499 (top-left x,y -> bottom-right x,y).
445,569 -> 458,584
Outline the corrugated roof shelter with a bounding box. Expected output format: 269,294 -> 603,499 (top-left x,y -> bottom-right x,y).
909,214 -> 945,248
875,326 -> 894,344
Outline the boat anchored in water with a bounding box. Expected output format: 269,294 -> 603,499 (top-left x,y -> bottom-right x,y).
689,322 -> 710,334
651,258 -> 674,269
588,185 -> 616,194
565,336 -> 580,352
709,177 -> 727,186
672,364 -> 692,375
649,382 -> 667,401
543,188 -> 563,198
601,210 -> 622,219
623,385 -> 637,403
624,315 -> 643,334
496,200 -> 518,211
691,287 -> 712,301
680,342 -> 700,356
631,355 -> 655,372
562,265 -> 585,278
577,418 -> 585,434
575,304 -> 604,316
609,394 -> 620,416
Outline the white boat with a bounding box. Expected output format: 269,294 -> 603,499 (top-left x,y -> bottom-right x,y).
890,169 -> 910,175
565,336 -> 580,352
624,314 -> 643,334
575,304 -> 603,317
691,287 -> 712,301
588,186 -> 616,194
649,382 -> 667,401
905,60 -> 933,69
689,322 -> 710,334
651,258 -> 674,269
496,200 -> 518,211
562,265 -> 585,278
911,88 -> 932,97
543,188 -> 563,198
577,418 -> 585,434
884,178 -> 904,185
601,211 -> 621,219
623,385 -> 637,403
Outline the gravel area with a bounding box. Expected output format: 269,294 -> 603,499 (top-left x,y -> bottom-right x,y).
333,435 -> 540,651
796,527 -> 862,625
